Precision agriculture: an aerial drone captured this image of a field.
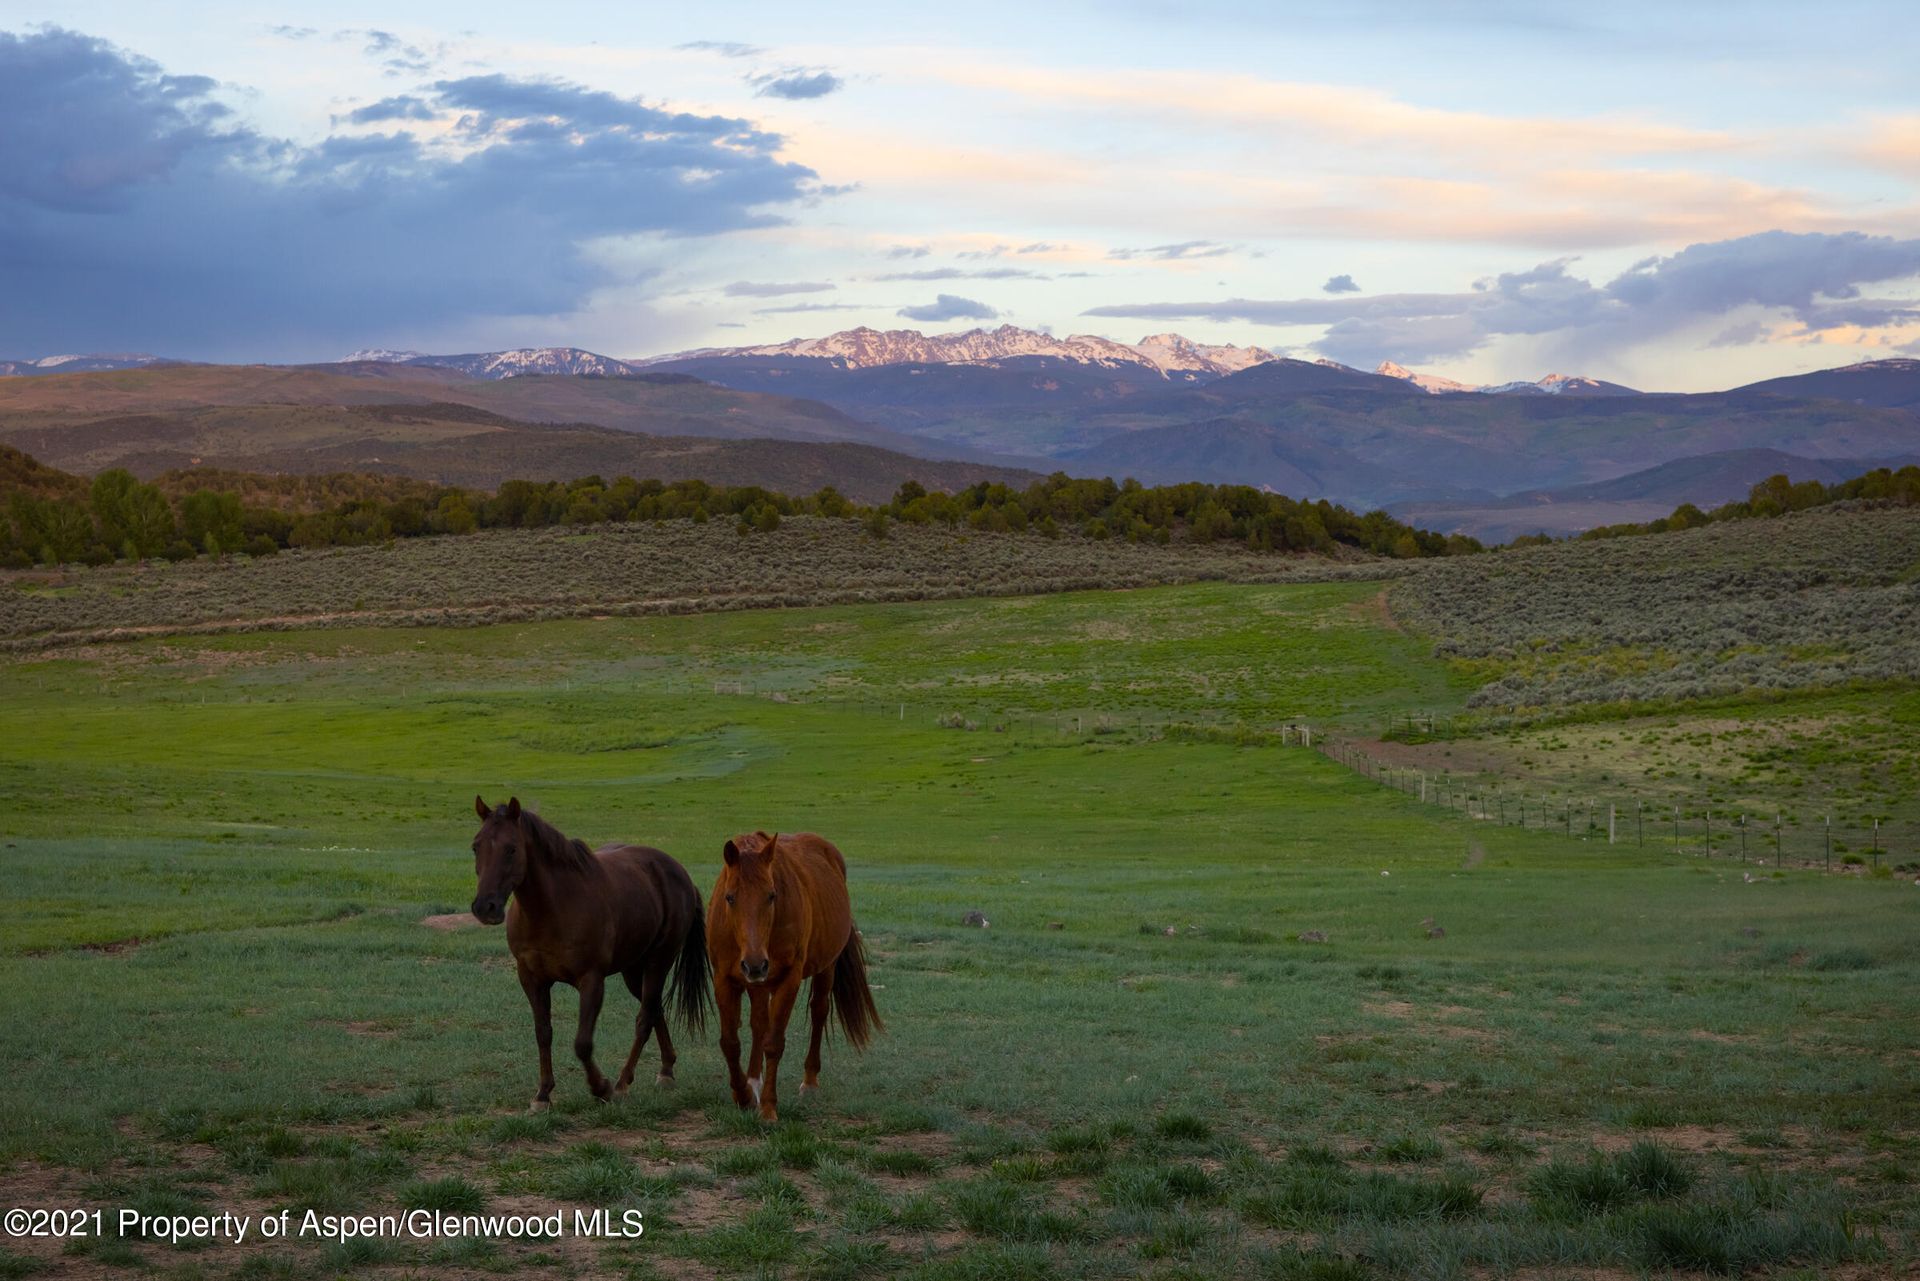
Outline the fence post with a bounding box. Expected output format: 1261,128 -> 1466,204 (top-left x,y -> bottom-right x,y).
1740,814 -> 1747,863
1705,807 -> 1712,858
1825,816 -> 1831,871
1873,818 -> 1880,869
1775,813 -> 1782,867
1637,801 -> 1644,847
1609,804 -> 1616,845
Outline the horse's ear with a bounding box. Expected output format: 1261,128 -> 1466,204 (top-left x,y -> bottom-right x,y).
723,839 -> 740,867
763,832 -> 780,857
504,796 -> 522,820
474,795 -> 491,820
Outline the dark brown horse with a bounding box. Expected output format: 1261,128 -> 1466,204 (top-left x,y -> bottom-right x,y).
708,830 -> 882,1122
470,796 -> 711,1110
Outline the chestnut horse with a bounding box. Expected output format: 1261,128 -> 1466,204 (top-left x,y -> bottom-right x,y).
708,831 -> 882,1121
470,796 -> 711,1110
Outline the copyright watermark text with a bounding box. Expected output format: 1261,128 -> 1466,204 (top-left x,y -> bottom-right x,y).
5,1206 -> 642,1245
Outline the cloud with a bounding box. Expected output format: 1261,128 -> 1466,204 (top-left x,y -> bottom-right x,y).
1108,240 -> 1231,261
874,267 -> 1046,281
1707,319 -> 1770,348
723,280 -> 835,297
942,61 -> 1737,165
887,245 -> 930,259
755,301 -> 867,314
678,40 -> 764,58
346,28 -> 439,75
1085,231 -> 1920,366
267,24 -> 317,40
0,27 -> 822,358
340,94 -> 435,125
898,294 -> 999,322
1322,274 -> 1361,293
751,69 -> 844,100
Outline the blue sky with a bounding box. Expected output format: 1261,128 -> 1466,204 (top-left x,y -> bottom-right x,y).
3,1 -> 1917,388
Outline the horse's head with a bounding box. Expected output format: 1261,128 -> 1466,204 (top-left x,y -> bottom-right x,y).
469,795 -> 525,925
718,830 -> 782,984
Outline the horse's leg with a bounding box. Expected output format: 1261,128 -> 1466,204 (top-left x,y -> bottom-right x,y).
756,976 -> 804,1123
614,970 -> 654,1098
718,978 -> 753,1110
745,984 -> 770,1103
573,971 -> 613,1102
800,971 -> 831,1096
648,960 -> 679,1087
518,968 -> 556,1113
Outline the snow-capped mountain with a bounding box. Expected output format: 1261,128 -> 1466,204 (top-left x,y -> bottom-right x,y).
339,348 -> 427,364
1376,361 -> 1476,395
338,347 -> 647,379
644,325 -> 1277,381
0,352 -> 168,377
1374,362 -> 1641,397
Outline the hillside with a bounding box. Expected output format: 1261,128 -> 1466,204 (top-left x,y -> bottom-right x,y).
1391,503 -> 1920,710
1736,358 -> 1920,410
0,518 -> 1384,648
0,361 -> 989,462
1392,448 -> 1920,541
0,402 -> 1041,503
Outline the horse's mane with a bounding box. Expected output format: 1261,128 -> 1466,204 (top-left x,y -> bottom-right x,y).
517,808 -> 599,874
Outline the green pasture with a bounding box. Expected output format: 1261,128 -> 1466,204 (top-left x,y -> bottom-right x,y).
1,581 -> 1915,1279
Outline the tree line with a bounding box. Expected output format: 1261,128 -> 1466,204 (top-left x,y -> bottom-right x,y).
1508,465 -> 1920,547
1,451 -> 1482,570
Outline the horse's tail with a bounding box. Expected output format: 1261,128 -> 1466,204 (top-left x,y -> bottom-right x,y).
667,892 -> 712,1038
830,925 -> 884,1050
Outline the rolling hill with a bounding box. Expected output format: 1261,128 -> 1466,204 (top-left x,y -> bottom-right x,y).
0,362 -> 998,462
0,401 -> 1041,504
1390,448 -> 1920,542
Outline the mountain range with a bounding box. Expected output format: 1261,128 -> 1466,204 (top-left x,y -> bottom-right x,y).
643,325 -> 1278,380
1371,360 -> 1641,397
2,329 -> 1917,541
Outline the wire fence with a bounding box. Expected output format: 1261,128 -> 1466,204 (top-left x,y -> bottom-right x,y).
1320,736 -> 1914,877
686,680 -> 1915,877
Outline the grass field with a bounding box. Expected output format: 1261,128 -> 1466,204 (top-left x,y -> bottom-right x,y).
2,581 -> 1916,1279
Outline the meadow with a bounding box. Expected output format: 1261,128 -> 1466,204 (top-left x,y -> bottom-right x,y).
2,580 -> 1916,1280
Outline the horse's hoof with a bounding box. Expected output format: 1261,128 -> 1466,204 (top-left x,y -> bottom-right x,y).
655,1074 -> 676,1088
798,1082 -> 818,1097
747,1076 -> 762,1105
612,1084 -> 630,1100
759,1107 -> 779,1124
529,1099 -> 551,1113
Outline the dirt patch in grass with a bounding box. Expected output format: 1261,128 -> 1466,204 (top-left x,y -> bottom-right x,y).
422,913 -> 480,931
79,936 -> 144,954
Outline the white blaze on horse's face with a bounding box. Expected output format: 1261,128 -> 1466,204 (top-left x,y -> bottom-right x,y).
722,831 -> 781,984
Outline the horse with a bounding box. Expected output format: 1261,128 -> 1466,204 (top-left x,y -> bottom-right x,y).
469,796 -> 711,1110
708,830 -> 882,1122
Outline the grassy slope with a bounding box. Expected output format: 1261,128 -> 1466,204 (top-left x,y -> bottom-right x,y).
1,582 -> 1914,1277
1373,506 -> 1920,856
0,520 -> 1387,647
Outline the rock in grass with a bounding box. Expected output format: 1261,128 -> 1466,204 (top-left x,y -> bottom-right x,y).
1298,929 -> 1329,943
961,910 -> 990,928
1045,921 -> 1064,931
1426,926 -> 1447,939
